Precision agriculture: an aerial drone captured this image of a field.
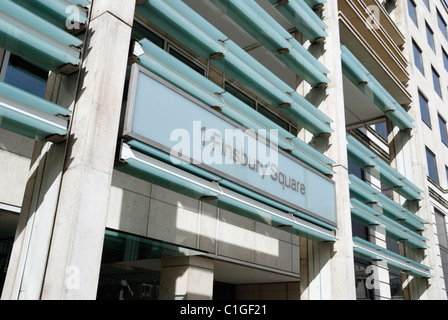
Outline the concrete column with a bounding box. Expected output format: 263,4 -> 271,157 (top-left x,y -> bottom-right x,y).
1,69 -> 79,300
1,142 -> 65,300
40,0 -> 135,300
159,256 -> 214,300
304,1 -> 356,299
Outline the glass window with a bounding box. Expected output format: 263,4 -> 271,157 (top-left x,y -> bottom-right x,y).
408,0 -> 418,25
168,47 -> 205,76
445,166 -> 448,184
132,21 -> 164,48
426,147 -> 439,183
352,219 -> 369,240
443,48 -> 448,73
374,121 -> 388,140
386,235 -> 399,254
98,229 -> 205,300
389,272 -> 404,300
258,104 -> 290,132
426,23 -> 435,51
419,90 -> 431,128
348,159 -> 365,180
1,53 -> 48,98
354,260 -> 375,300
435,210 -> 448,295
224,82 -> 256,109
413,40 -> 424,74
439,114 -> 448,146
438,10 -> 448,39
436,210 -> 448,249
432,67 -> 442,97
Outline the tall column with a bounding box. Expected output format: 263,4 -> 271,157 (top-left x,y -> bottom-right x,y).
40,0 -> 136,299
1,71 -> 79,300
310,1 -> 356,299
159,256 -> 215,300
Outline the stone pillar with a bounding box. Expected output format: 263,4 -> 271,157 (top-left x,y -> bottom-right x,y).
1,68 -> 79,300
302,1 -> 356,299
40,0 -> 136,299
159,256 -> 214,300
1,142 -> 64,300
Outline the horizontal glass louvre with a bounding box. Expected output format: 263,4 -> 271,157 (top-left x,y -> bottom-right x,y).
135,0 -> 333,136
134,39 -> 335,175
210,0 -> 330,87
0,1 -> 81,74
126,140 -> 338,232
341,46 -> 414,131
349,174 -> 426,232
0,81 -> 69,141
351,198 -> 426,249
353,237 -> 431,278
119,142 -> 337,242
221,40 -> 332,124
266,0 -> 328,42
347,135 -> 422,201
0,81 -> 70,116
11,0 -> 88,30
2,1 -> 83,48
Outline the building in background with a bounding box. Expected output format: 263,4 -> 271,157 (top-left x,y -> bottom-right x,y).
0,0 -> 447,300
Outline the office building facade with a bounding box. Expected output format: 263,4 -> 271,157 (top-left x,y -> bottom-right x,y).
0,0 -> 447,300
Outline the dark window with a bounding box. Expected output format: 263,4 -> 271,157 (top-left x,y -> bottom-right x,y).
374,122 -> 388,140
132,21 -> 164,48
445,166 -> 448,184
348,159 -> 365,180
432,67 -> 442,97
419,90 -> 431,128
439,114 -> 448,146
354,261 -> 375,300
438,10 -> 448,39
168,47 -> 205,76
443,48 -> 448,72
389,272 -> 403,299
435,210 -> 448,295
2,53 -> 48,98
408,0 -> 418,25
413,40 -> 424,74
224,82 -> 256,109
426,147 -> 439,183
386,235 -> 399,254
427,23 -> 435,51
352,219 -> 369,240
258,104 -> 290,132
422,0 -> 430,10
